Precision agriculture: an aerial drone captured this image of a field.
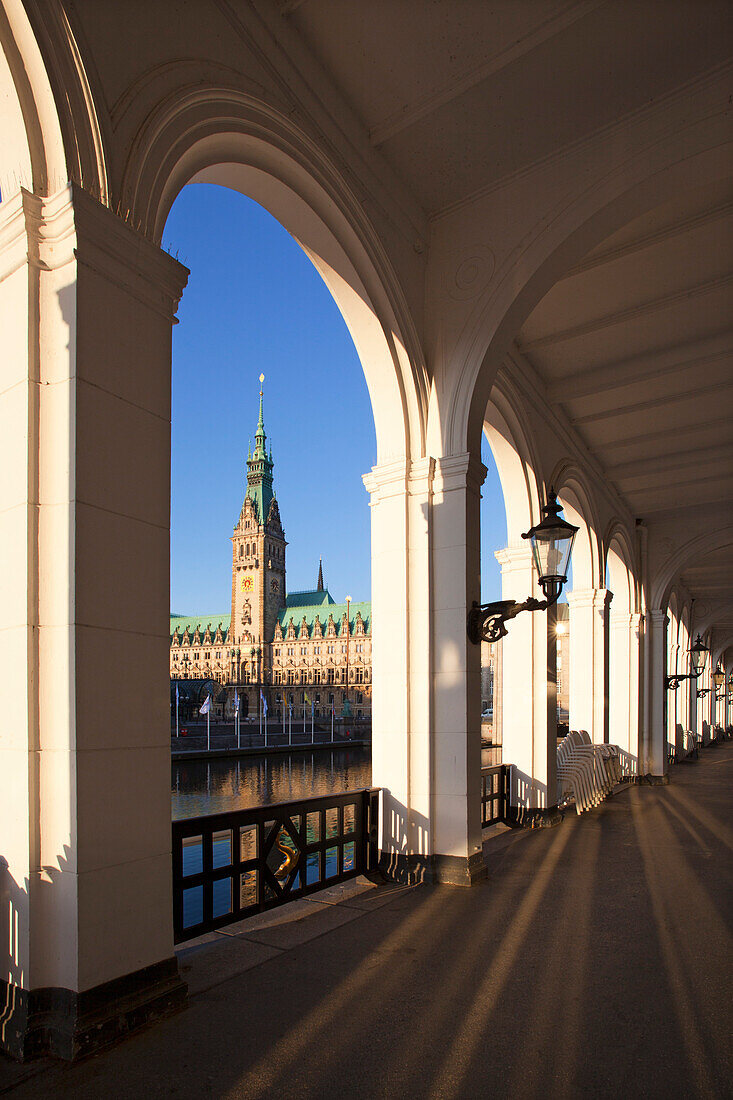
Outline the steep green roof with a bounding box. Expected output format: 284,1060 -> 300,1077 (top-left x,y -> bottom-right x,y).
170,614 -> 230,639
278,599 -> 371,637
285,589 -> 336,609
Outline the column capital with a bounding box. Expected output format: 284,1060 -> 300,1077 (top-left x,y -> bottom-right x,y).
432,451 -> 486,496
566,587 -> 612,611
495,544 -> 533,571
363,457 -> 437,503
363,457 -> 409,501
609,610 -> 637,628
72,184 -> 189,320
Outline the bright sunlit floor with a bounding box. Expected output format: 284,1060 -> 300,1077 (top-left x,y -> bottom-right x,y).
3,744 -> 732,1100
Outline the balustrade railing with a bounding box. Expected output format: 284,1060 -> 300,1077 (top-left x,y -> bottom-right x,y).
172,788 -> 380,943
481,764 -> 509,827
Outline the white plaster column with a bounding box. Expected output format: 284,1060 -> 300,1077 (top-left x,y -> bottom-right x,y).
644,609 -> 668,777
667,641 -> 681,759
609,611 -> 642,772
364,457 -> 432,880
496,546 -> 556,815
365,452 -> 486,885
679,653 -> 692,744
567,588 -> 611,743
430,453 -> 485,881
0,185 -> 188,1060
695,663 -> 708,743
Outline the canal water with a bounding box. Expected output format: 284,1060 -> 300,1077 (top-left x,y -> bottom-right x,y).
172,747 -> 372,820
171,744 -> 500,820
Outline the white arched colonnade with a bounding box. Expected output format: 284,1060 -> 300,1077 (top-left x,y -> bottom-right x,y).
2,0 -> 731,1061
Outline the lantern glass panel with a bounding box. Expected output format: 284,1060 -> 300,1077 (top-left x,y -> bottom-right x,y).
712,667 -> 725,688
530,526 -> 576,584
690,640 -> 707,675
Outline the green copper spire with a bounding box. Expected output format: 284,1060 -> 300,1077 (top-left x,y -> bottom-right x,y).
245,374 -> 275,524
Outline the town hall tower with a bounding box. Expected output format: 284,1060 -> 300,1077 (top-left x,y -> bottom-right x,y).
230,376 -> 286,653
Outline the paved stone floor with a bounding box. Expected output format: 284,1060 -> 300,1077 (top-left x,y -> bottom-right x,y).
3,743 -> 732,1099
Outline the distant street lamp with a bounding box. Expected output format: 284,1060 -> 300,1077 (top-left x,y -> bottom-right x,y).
467,490 -> 578,644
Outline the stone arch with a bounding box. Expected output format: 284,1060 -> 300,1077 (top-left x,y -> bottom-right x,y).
449,138 -> 733,456
482,375 -> 543,543
0,0 -> 71,197
652,526 -> 733,610
604,522 -> 636,615
550,463 -> 602,592
694,599 -> 733,640
118,87 -> 425,464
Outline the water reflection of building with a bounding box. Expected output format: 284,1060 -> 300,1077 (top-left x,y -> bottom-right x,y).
170,385 -> 371,721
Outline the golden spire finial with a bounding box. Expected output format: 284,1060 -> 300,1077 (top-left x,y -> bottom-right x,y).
259,372 -> 265,393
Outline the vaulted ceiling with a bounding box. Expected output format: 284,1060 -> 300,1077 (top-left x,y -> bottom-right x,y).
276,0 -> 733,654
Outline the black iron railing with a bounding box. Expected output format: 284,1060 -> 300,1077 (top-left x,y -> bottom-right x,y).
172,788 -> 380,943
481,764 -> 509,827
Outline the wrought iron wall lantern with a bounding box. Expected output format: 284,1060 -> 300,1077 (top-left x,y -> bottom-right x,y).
467,490 -> 578,644
712,664 -> 725,690
664,634 -> 709,690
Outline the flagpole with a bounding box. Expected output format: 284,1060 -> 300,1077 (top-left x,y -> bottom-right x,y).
175,685 -> 179,739
259,694 -> 262,745
289,705 -> 292,746
207,706 -> 210,752
331,705 -> 334,743
282,703 -> 285,743
264,706 -> 268,749
311,702 -> 314,744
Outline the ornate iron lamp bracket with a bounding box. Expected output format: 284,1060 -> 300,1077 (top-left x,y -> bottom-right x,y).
467,596 -> 547,645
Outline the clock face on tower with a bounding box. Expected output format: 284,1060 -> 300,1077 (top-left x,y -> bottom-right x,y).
270,578 -> 279,593
241,576 -> 254,593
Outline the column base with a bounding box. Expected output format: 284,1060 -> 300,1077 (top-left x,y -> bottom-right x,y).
1,957 -> 187,1062
508,804 -> 564,829
378,850 -> 487,886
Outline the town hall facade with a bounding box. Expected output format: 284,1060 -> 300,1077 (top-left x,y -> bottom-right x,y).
170,384 -> 372,722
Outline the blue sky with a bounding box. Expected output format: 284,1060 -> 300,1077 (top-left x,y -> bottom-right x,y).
165,184 -> 505,614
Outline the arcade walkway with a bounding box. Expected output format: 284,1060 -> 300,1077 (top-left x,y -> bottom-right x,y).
3,746 -> 731,1100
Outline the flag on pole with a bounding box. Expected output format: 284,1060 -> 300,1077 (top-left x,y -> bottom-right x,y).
234,688 -> 239,715
260,690 -> 268,716
304,692 -> 310,706
288,702 -> 293,717
175,683 -> 179,704
199,693 -> 212,715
